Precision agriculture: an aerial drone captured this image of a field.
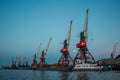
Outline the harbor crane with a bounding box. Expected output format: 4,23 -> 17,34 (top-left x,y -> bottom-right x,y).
58,20 -> 73,67
11,56 -> 21,68
11,56 -> 28,68
74,9 -> 95,65
22,57 -> 28,67
31,43 -> 41,69
33,43 -> 41,64
11,58 -> 17,69
111,43 -> 118,59
38,37 -> 52,67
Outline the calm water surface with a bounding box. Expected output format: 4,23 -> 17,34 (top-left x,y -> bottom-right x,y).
0,70 -> 120,80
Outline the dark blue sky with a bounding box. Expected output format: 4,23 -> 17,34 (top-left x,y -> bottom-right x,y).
0,0 -> 120,66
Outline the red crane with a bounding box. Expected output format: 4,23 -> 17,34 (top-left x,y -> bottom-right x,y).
31,43 -> 41,69
74,9 -> 95,65
33,54 -> 37,64
38,37 -> 52,67
58,20 -> 73,67
33,43 -> 41,64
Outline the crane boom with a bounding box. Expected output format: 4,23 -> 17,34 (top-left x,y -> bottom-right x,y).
36,43 -> 41,57
22,57 -> 27,65
67,20 -> 72,48
111,43 -> 118,59
84,8 -> 88,43
44,37 -> 52,56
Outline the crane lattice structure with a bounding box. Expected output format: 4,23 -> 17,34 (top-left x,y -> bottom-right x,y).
38,37 -> 52,67
58,20 -> 73,67
74,9 -> 95,65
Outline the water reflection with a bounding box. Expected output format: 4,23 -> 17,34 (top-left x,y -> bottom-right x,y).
76,72 -> 88,80
58,71 -> 89,80
40,71 -> 46,80
32,71 -> 46,80
59,71 -> 71,80
31,70 -> 89,80
1,70 -> 120,80
24,70 -> 120,80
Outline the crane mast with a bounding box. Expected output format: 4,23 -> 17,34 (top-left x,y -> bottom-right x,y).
111,43 -> 118,59
38,37 -> 52,67
67,20 -> 72,49
22,57 -> 28,67
36,43 -> 41,57
44,37 -> 52,56
58,20 -> 73,67
74,9 -> 95,65
84,8 -> 88,43
32,42 -> 41,65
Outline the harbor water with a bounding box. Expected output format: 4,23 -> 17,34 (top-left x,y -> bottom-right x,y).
0,70 -> 120,80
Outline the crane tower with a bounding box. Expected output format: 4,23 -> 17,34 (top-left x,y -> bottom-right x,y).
58,20 -> 73,67
32,43 -> 41,64
31,43 -> 41,69
74,9 -> 95,65
111,43 -> 118,59
38,37 -> 52,67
